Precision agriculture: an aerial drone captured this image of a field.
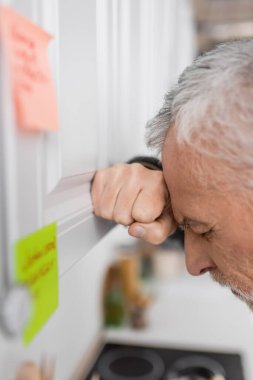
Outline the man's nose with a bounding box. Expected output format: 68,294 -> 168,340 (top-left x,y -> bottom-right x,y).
184,230 -> 216,276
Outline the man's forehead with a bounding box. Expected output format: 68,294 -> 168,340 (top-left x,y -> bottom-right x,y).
162,128 -> 200,165
162,128 -> 220,193
162,131 -> 197,186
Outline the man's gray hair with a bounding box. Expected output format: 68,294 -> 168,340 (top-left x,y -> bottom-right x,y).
146,39 -> 253,188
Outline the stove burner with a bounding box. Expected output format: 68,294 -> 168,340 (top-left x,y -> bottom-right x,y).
97,348 -> 165,380
85,343 -> 244,380
167,355 -> 226,380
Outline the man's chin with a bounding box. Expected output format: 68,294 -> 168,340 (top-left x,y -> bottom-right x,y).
246,302 -> 253,312
243,299 -> 253,312
209,271 -> 253,310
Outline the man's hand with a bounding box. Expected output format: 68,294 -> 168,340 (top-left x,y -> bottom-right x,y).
91,163 -> 176,244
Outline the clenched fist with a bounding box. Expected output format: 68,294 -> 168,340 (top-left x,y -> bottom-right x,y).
91,163 -> 176,244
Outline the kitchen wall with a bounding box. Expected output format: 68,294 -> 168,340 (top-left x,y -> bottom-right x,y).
106,0 -> 196,164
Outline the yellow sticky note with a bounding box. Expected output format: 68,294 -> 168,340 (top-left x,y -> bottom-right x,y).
0,6 -> 59,131
14,223 -> 59,345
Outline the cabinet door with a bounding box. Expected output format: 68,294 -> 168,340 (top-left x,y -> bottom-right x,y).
0,0 -> 112,309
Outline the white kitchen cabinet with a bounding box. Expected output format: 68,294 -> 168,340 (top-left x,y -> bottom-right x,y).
0,0 -> 113,300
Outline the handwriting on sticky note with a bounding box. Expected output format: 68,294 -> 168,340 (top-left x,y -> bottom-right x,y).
0,6 -> 59,131
15,223 -> 59,345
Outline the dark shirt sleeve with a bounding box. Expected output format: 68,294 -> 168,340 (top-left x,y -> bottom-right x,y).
127,156 -> 162,171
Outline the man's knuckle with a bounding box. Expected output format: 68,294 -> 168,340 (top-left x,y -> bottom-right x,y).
113,211 -> 132,226
100,209 -> 113,220
132,208 -> 154,223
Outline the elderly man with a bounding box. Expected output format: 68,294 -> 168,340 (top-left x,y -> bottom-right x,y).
92,39 -> 253,310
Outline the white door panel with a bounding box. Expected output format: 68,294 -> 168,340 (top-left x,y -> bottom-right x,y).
0,0 -> 111,340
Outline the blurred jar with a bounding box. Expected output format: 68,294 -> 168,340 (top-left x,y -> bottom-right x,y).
103,264 -> 125,327
129,291 -> 150,329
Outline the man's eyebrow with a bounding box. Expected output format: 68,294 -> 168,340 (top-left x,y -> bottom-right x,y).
178,217 -> 210,227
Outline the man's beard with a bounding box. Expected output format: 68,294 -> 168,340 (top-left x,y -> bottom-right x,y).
209,268 -> 253,311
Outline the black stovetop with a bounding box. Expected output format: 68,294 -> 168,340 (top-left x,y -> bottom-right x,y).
85,342 -> 245,380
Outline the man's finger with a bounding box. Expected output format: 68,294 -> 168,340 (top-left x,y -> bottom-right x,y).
112,185 -> 140,225
91,170 -> 106,214
95,182 -> 122,220
128,212 -> 177,245
132,188 -> 167,223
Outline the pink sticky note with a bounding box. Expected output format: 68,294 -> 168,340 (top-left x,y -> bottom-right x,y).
0,6 -> 59,131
